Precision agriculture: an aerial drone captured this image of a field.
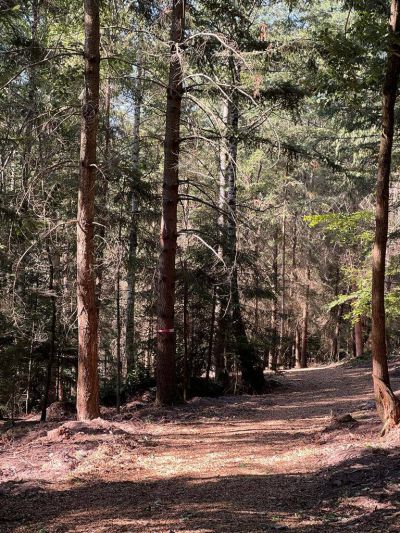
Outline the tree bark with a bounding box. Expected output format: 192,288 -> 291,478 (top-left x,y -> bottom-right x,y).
331,303 -> 343,361
21,0 -> 39,211
156,0 -> 185,405
116,255 -> 121,413
206,286 -> 217,380
226,60 -> 265,393
295,324 -> 301,369
371,0 -> 400,432
278,213 -> 286,366
26,279 -> 38,414
183,259 -> 189,401
330,268 -> 341,361
95,77 -> 111,310
354,318 -> 363,358
76,0 -> 101,420
125,39 -> 142,374
270,226 -> 279,371
253,227 -> 261,342
213,99 -> 229,384
300,266 -> 310,369
290,213 -> 297,299
41,249 -> 57,422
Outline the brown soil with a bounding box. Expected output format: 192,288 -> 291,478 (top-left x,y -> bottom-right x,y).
1,360 -> 400,532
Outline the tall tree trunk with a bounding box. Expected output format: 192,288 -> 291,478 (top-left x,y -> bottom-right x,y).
21,0 -> 39,211
213,100 -> 229,383
226,61 -> 265,393
41,249 -> 57,422
253,230 -> 260,340
116,263 -> 121,413
146,294 -> 155,370
331,304 -> 343,361
231,274 -> 265,392
94,77 -> 111,387
270,226 -> 279,371
295,324 -> 301,369
290,213 -> 297,299
371,0 -> 400,432
206,286 -> 216,380
182,260 -> 189,400
56,350 -> 63,401
95,77 -> 111,309
330,268 -> 341,360
156,0 -> 185,405
76,0 -> 101,420
352,324 -> 357,358
213,298 -> 228,382
125,39 -> 142,374
354,318 -> 363,358
278,213 -> 286,366
300,266 -> 310,369
254,224 -> 261,342
115,205 -> 123,413
26,354 -> 33,414
26,279 -> 38,414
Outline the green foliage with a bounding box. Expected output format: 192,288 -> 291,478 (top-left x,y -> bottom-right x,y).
2,0 -> 400,406
328,272 -> 371,322
100,364 -> 155,406
305,210 -> 374,247
329,263 -> 400,324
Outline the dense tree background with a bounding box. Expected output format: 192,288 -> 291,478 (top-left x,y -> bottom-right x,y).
1,0 -> 400,418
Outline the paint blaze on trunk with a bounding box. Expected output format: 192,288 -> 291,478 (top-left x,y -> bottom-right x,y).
156,0 -> 185,405
371,0 -> 400,432
76,0 -> 100,421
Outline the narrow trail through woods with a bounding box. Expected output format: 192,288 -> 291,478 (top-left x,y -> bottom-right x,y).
2,361 -> 400,532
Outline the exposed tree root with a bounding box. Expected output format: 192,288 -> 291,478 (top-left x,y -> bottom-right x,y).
374,376 -> 400,436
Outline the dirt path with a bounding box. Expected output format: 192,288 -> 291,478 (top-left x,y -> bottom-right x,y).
1,361 -> 400,532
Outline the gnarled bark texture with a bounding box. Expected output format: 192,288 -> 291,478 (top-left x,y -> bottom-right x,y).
371,0 -> 400,432
76,0 -> 100,420
156,0 -> 185,405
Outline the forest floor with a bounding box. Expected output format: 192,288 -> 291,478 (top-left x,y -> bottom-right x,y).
1,359 -> 400,532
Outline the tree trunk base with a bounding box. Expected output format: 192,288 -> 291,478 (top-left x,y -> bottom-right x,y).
374,376 -> 400,435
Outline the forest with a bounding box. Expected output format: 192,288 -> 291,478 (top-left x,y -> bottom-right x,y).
1,0 -> 400,531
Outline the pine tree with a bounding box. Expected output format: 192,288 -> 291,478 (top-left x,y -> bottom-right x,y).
76,0 -> 101,420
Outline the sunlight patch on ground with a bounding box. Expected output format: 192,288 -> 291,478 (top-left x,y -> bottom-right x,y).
135,443 -> 324,478
135,451 -> 230,476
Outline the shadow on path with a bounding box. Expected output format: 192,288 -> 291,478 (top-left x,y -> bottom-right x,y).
1,447 -> 400,532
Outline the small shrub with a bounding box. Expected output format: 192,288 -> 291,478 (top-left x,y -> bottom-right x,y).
189,377 -> 224,398
126,364 -> 155,395
99,378 -> 127,407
